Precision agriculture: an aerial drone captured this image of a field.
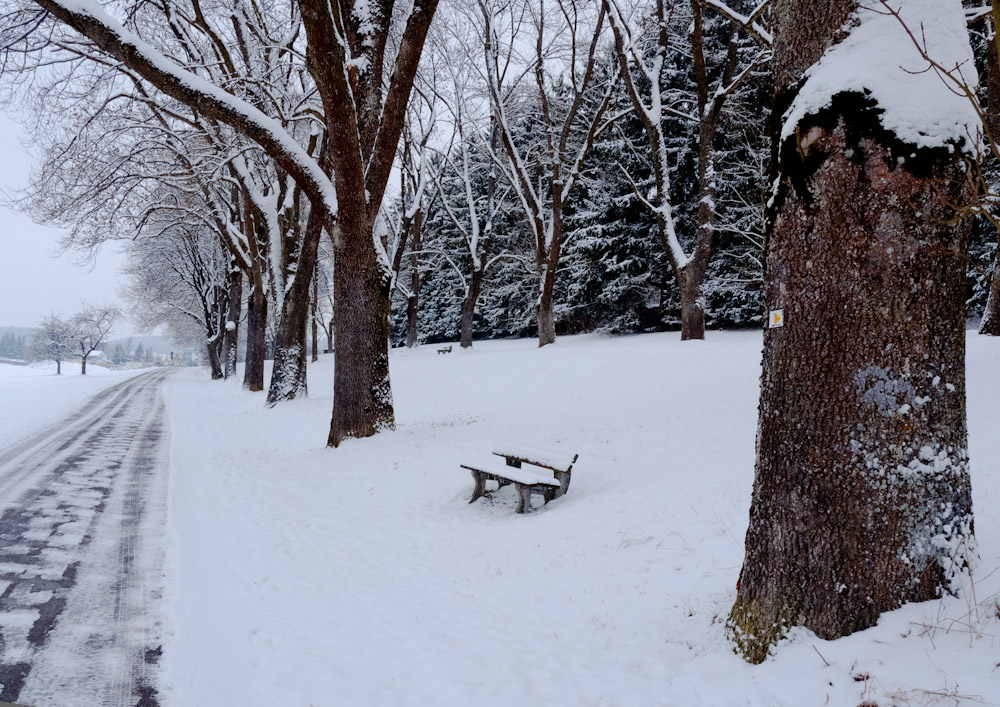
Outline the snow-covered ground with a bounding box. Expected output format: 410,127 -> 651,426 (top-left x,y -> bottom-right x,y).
119,332 -> 1000,703
0,361 -> 148,449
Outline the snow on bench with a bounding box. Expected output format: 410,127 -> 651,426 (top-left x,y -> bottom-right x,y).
490,443 -> 579,505
464,444 -> 579,514
491,443 -> 578,473
462,459 -> 561,514
461,459 -> 561,487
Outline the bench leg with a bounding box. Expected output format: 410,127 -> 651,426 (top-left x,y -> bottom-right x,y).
552,471 -> 571,500
514,483 -> 533,514
469,470 -> 486,503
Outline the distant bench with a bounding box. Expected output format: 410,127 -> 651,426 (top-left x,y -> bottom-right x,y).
437,345 -> 452,355
463,444 -> 579,514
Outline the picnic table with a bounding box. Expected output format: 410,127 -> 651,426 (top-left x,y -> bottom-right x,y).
462,444 -> 579,513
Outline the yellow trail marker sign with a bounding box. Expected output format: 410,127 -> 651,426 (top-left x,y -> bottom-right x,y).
769,309 -> 784,328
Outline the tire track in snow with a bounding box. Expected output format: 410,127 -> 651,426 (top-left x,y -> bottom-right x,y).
0,368 -> 173,706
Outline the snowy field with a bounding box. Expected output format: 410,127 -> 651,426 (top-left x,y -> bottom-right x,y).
0,361 -> 147,449
130,332 -> 1000,704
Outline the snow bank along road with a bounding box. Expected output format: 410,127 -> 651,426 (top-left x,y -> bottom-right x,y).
0,368 -> 173,707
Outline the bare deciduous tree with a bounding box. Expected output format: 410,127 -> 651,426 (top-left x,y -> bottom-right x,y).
32,314 -> 76,375
482,0 -> 619,346
72,304 -> 120,374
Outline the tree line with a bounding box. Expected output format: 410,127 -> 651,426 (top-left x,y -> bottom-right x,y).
0,333 -> 27,361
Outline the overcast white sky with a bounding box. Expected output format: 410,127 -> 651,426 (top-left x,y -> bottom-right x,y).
0,112 -> 131,333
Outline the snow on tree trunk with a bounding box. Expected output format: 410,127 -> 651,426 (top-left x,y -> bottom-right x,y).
267,209 -> 324,406
207,339 -> 224,380
729,0 -> 979,663
224,270 -> 242,380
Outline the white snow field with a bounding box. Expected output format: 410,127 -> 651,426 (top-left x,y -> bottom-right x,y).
158,331 -> 997,705
0,362 -> 146,449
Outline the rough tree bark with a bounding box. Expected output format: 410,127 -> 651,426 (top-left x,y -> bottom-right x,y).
728,0 -> 977,663
243,283 -> 267,392
328,219 -> 394,445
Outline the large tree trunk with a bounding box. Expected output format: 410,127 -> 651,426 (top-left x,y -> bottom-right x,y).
80,355 -> 87,375
406,211 -> 422,348
223,268 -> 242,380
460,267 -> 484,349
728,0 -> 977,664
243,283 -> 267,392
327,222 -> 395,447
267,209 -> 324,406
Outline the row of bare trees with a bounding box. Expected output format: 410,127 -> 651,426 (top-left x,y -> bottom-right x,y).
32,305 -> 120,374
1,0 -> 772,443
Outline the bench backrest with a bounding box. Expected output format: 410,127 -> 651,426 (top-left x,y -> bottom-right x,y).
493,445 -> 578,473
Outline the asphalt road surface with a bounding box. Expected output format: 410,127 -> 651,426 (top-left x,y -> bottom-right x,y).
0,369 -> 173,707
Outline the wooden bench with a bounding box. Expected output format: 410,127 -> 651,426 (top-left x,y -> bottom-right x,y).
462,459 -> 560,514
463,444 -> 578,513
492,444 -> 578,503
437,345 -> 452,354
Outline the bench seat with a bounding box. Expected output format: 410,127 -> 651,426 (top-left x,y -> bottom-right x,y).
460,460 -> 560,487
462,460 -> 560,513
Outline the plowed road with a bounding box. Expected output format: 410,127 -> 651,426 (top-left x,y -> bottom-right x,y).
0,369 -> 173,706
